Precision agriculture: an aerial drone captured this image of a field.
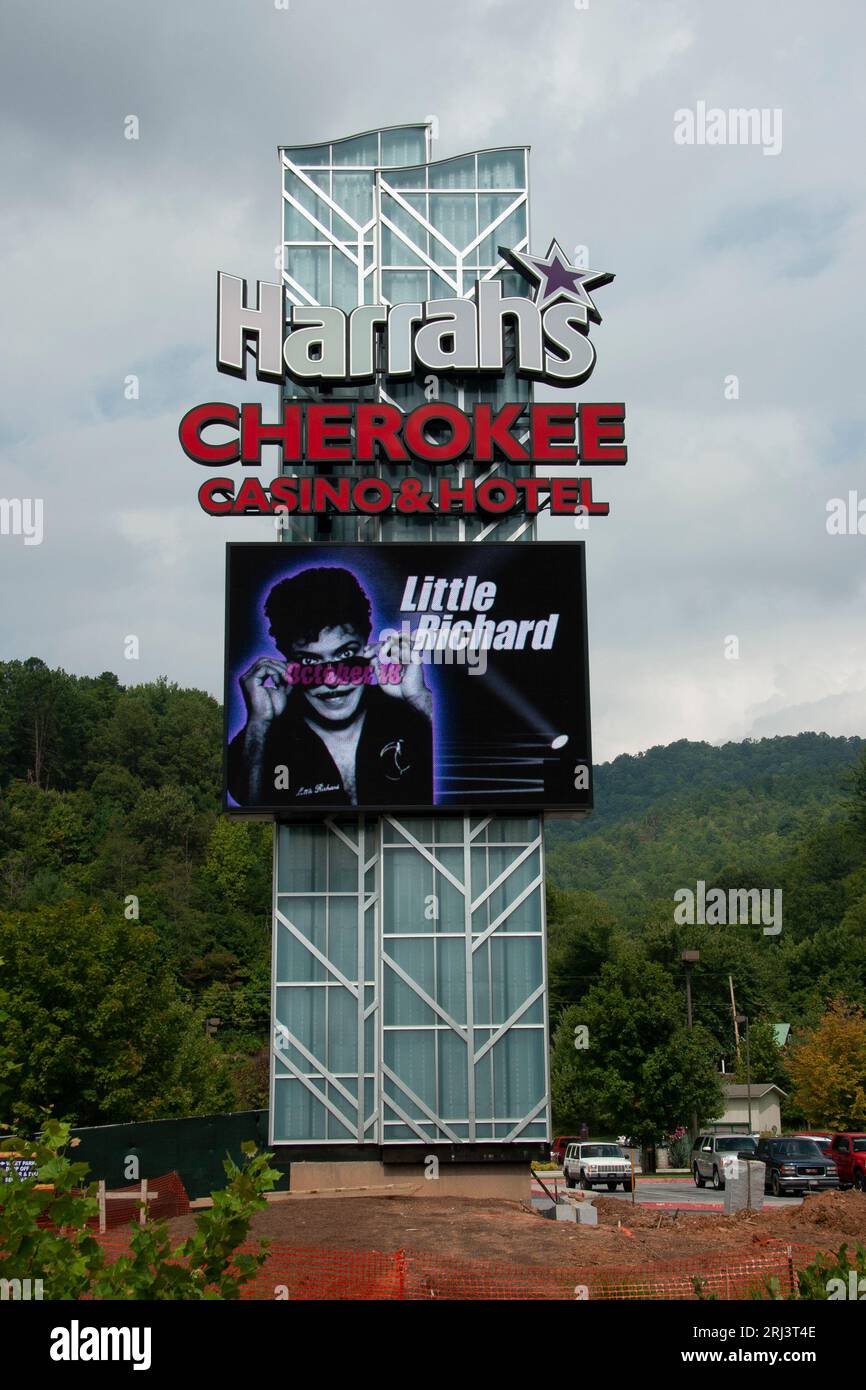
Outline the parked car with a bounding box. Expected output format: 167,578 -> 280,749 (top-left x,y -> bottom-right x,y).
692,1133 -> 758,1189
828,1133 -> 866,1190
755,1137 -> 840,1197
550,1135 -> 580,1166
563,1141 -> 631,1191
792,1133 -> 834,1157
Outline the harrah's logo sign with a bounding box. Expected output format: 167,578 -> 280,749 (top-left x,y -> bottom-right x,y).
218,240 -> 612,386
180,239 -> 628,519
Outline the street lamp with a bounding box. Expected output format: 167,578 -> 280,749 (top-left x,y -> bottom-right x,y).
682,950 -> 700,1142
681,950 -> 699,1028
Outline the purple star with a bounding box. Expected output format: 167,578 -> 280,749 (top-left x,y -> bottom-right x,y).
497,237 -> 613,321
543,254 -> 587,298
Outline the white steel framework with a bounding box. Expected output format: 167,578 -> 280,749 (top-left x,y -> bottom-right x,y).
270,124 -> 549,1148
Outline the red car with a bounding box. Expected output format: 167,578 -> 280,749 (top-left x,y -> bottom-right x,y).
828,1133 -> 866,1190
550,1135 -> 580,1165
792,1132 -> 834,1157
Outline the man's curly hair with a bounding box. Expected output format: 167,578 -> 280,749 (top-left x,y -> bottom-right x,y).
265,567 -> 372,657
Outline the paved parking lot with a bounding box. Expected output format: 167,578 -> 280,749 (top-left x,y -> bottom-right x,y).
532,1172 -> 801,1210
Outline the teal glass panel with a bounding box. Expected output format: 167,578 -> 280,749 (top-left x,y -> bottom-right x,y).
437,937 -> 467,1022
273,1078 -> 326,1140
275,898 -> 327,982
390,816 -> 433,843
326,1079 -> 358,1139
283,171 -> 329,239
491,935 -> 542,1019
382,165 -> 426,189
327,895 -> 358,979
328,830 -> 358,890
492,1028 -> 544,1118
384,972 -> 435,1027
383,845 -> 432,934
332,171 -> 373,231
429,155 -> 475,188
382,270 -> 427,303
278,822 -> 327,891
332,250 -> 359,312
484,847 -> 541,931
482,816 -> 539,843
389,936 -> 435,999
276,982 -> 325,1056
473,940 -> 491,1026
478,149 -> 525,189
284,143 -> 330,166
381,128 -> 426,166
433,818 -> 464,844
287,246 -> 330,302
384,1032 -> 436,1110
474,1044 -> 493,1116
435,854 -> 464,933
332,132 -> 378,165
327,988 -> 358,1073
478,196 -> 526,264
438,1029 -> 468,1116
429,194 -> 475,252
381,194 -> 428,262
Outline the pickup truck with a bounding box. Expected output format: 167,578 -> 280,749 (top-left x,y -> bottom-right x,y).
755,1137 -> 839,1197
828,1133 -> 866,1190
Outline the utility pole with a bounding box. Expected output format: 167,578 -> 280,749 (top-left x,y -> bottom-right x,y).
682,950 -> 700,1141
736,1012 -> 753,1207
736,1013 -> 752,1132
729,976 -> 740,1059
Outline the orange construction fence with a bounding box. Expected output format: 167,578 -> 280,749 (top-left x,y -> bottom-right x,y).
92,1171 -> 191,1229
91,1228 -> 824,1300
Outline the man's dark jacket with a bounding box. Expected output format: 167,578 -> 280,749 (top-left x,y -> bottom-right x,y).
227,687 -> 433,808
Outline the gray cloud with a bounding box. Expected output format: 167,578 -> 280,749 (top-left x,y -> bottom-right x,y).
1,0 -> 864,763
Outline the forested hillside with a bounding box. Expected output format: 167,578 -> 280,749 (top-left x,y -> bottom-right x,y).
546,734 -> 866,1136
1,658 -> 864,1135
547,733 -> 865,926
0,659 -> 272,1128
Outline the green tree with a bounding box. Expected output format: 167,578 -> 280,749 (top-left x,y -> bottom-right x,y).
844,749 -> 866,841
0,1120 -> 278,1300
128,785 -> 199,857
550,953 -> 723,1145
733,1017 -> 790,1090
0,904 -> 234,1128
546,886 -> 616,1022
204,818 -> 260,910
788,998 -> 866,1128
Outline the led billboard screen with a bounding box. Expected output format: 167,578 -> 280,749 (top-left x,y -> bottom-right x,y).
224,542 -> 591,815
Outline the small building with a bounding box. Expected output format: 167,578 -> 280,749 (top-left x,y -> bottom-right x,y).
711,1083 -> 786,1135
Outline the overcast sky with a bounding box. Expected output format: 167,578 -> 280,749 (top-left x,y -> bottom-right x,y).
1,0 -> 864,764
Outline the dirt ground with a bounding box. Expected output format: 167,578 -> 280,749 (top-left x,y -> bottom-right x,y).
166,1189 -> 866,1270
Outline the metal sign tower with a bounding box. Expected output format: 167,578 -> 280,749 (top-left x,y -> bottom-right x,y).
270,123 -> 549,1161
